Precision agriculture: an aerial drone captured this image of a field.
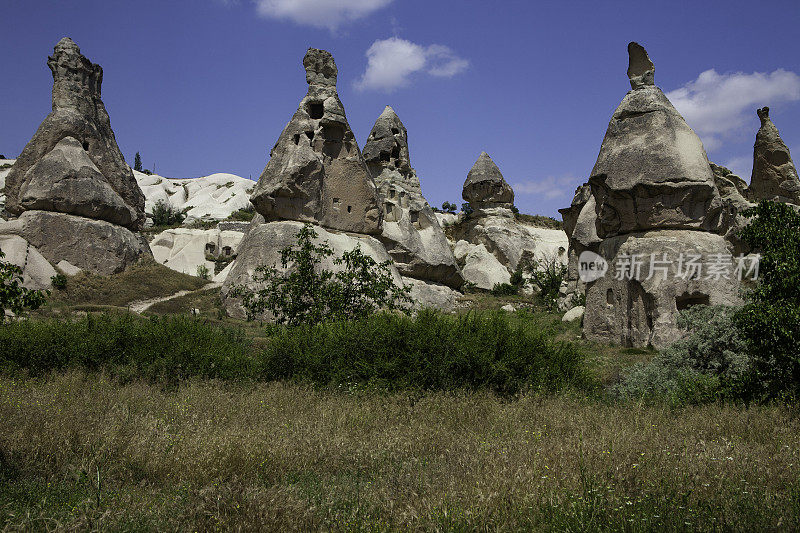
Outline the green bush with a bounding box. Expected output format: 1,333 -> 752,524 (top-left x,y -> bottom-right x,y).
524,255 -> 567,309
615,306 -> 749,405
151,200 -> 185,227
1,249 -> 48,322
230,224 -> 412,325
733,201 -> 800,401
227,206 -> 256,222
51,273 -> 67,290
0,314 -> 252,382
257,310 -> 593,396
491,282 -> 519,296
196,264 -> 210,280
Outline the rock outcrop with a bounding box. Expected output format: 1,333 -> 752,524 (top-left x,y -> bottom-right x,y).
150,227 -> 245,281
462,152 -> 514,213
249,48 -> 382,235
222,50 -> 458,318
448,153 -> 568,290
363,106 -> 463,288
574,43 -> 745,349
749,107 -> 800,205
0,38 -> 150,274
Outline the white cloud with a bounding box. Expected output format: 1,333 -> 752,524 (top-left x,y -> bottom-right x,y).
666,69 -> 800,153
355,37 -> 468,92
255,0 -> 392,31
513,176 -> 577,200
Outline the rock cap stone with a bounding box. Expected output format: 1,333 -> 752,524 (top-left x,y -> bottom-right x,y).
462,152 -> 514,207
627,42 -> 655,89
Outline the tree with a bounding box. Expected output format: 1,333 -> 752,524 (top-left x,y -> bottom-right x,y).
151,200 -> 186,227
441,201 -> 457,213
229,224 -> 412,325
134,152 -> 143,172
733,201 -> 800,400
523,254 -> 567,309
0,249 -> 48,322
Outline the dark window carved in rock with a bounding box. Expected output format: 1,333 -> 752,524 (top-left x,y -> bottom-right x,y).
307,102 -> 324,119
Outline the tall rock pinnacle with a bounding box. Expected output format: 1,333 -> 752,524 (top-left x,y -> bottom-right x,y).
750,106 -> 800,205
462,152 -> 514,209
249,48 -> 382,234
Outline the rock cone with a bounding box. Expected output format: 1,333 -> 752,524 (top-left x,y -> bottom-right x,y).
462,152 -> 514,210
750,107 -> 800,205
249,48 -> 382,234
363,106 -> 463,288
0,38 -> 150,274
5,38 -> 145,229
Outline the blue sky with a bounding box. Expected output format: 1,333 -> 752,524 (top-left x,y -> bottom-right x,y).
2,0 -> 799,218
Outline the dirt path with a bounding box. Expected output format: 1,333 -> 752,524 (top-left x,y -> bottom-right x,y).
129,282 -> 221,313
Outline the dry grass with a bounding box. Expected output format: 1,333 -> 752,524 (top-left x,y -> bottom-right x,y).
1,372 -> 798,531
46,258 -> 208,310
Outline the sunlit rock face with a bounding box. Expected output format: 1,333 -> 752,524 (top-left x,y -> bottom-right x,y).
749,106 -> 800,205
249,48 -> 382,235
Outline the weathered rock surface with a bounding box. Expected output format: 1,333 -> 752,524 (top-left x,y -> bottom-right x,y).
19,137 -> 138,226
562,305 -> 585,323
0,210 -> 150,275
249,48 -> 381,234
136,171 -> 255,222
583,230 -> 741,349
363,106 -> 463,288
0,158 -> 15,218
4,38 -> 145,229
0,234 -> 57,290
589,43 -> 722,238
221,220 -> 401,319
402,277 -> 460,311
750,107 -> 800,205
453,240 -> 511,290
462,152 -> 514,210
150,228 -> 244,279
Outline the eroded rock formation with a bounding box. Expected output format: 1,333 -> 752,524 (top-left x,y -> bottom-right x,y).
462,152 -> 514,214
576,42 -> 746,348
249,48 -> 382,235
363,106 -> 463,288
750,107 -> 800,205
0,38 -> 149,275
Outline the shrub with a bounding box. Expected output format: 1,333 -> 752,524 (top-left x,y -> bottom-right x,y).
133,151 -> 142,172
50,273 -> 67,290
733,201 -> 800,401
151,200 -> 185,227
524,254 -> 567,309
491,282 -> 519,296
615,306 -> 749,405
196,264 -> 210,280
441,201 -> 457,213
257,310 -> 593,396
0,314 -> 252,381
227,205 -> 256,222
0,249 -> 48,322
461,202 -> 474,218
230,224 -> 412,325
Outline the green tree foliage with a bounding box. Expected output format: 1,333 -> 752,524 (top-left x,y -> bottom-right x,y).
230,224 -> 412,325
441,201 -> 457,213
524,255 -> 567,309
151,200 -> 186,227
0,249 -> 48,322
616,306 -> 749,405
133,152 -> 143,172
733,201 -> 800,400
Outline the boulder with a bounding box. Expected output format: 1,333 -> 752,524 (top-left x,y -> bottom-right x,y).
149,227 -> 244,279
0,234 -> 57,290
589,42 -> 722,238
562,305 -> 585,323
583,230 -> 741,349
0,210 -> 150,275
221,220 -> 402,319
402,277 -> 460,310
4,38 -> 145,229
453,240 -> 511,290
363,106 -> 463,288
19,137 -> 138,226
249,48 -> 382,235
56,260 -> 83,276
749,107 -> 800,205
462,152 -> 514,210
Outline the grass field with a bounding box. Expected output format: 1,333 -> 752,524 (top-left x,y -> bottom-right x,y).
1,372 -> 798,531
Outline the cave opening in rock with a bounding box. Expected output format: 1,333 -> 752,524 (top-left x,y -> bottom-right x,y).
307,102 -> 324,119
606,289 -> 614,305
293,134 -> 300,145
391,128 -> 399,135
676,292 -> 710,311
347,205 -> 352,213
82,141 -> 90,151
379,151 -> 390,162
391,147 -> 400,160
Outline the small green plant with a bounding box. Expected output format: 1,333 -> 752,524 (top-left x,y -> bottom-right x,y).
229,224 -> 412,325
151,200 -> 185,227
227,205 -> 256,222
196,264 -> 210,280
0,249 -> 48,323
524,255 -> 567,309
461,202 -> 474,218
511,205 -> 520,215
491,282 -> 519,296
51,273 -> 67,290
